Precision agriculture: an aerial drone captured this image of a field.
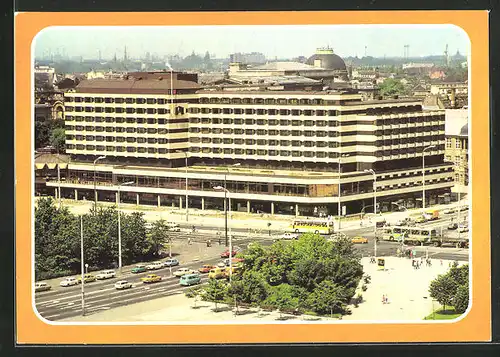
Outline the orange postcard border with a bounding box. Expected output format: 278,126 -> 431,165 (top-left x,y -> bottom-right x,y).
15,10 -> 491,344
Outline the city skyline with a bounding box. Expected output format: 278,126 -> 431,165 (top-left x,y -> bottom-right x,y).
34,24 -> 469,61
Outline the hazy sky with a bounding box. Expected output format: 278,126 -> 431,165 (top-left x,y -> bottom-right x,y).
34,25 -> 469,60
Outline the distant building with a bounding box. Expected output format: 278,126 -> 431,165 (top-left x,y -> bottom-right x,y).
229,52 -> 267,64
429,69 -> 446,80
35,66 -> 57,88
444,109 -> 469,188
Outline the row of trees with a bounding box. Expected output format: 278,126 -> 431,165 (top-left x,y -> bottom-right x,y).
190,233 -> 365,317
429,262 -> 469,314
35,198 -> 170,280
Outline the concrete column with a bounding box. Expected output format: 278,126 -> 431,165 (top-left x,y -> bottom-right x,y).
201,197 -> 205,210
115,192 -> 119,205
54,188 -> 58,199
247,200 -> 250,213
271,202 -> 275,215
157,195 -> 161,208
295,204 -> 299,217
136,193 -> 139,205
179,196 -> 183,209
74,189 -> 78,201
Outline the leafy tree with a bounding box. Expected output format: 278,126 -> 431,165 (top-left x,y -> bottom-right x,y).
50,127 -> 66,153
203,278 -> 228,311
35,121 -> 51,149
306,280 -> 345,316
453,285 -> 469,314
264,284 -> 299,318
121,211 -> 148,262
230,270 -> 269,304
429,274 -> 457,309
379,78 -> 405,97
146,219 -> 170,257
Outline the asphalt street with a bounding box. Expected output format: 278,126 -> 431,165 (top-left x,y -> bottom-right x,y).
36,213 -> 469,321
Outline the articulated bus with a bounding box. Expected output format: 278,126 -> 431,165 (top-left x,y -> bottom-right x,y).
288,219 -> 334,235
382,226 -> 439,245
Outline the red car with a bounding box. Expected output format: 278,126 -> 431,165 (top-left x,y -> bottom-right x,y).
220,250 -> 238,258
198,264 -> 216,274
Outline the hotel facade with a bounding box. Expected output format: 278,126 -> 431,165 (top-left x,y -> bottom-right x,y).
39,70 -> 454,217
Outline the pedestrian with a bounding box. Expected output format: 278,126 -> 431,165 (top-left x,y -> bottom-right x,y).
382,294 -> 386,304
416,261 -> 420,269
188,237 -> 192,245
208,239 -> 212,247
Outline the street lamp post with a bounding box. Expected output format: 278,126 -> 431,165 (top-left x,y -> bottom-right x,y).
364,169 -> 377,257
214,185 -> 233,282
80,215 -> 86,316
422,145 -> 436,210
93,156 -> 106,211
117,181 -> 134,273
337,154 -> 350,230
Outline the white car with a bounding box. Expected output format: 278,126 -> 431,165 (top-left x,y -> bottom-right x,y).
60,277 -> 78,287
173,268 -> 196,277
95,270 -> 116,280
458,223 -> 469,233
282,232 -> 299,240
146,261 -> 164,270
443,207 -> 457,214
114,280 -> 133,290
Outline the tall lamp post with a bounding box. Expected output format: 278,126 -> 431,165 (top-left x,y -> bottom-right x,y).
337,154 -> 350,230
364,169 -> 377,257
80,215 -> 86,316
422,145 -> 436,210
117,181 -> 134,273
214,185 -> 233,282
93,156 -> 106,210
456,164 -> 462,244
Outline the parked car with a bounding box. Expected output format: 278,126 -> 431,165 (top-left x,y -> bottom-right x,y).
163,258 -> 179,267
60,277 -> 78,287
77,273 -> 96,284
179,273 -> 201,286
95,270 -> 116,280
173,268 -> 197,277
351,236 -> 369,244
131,265 -> 147,274
216,262 -> 227,268
146,262 -> 164,270
208,267 -> 226,279
167,222 -> 181,232
141,274 -> 162,284
198,264 -> 216,274
220,249 -> 238,258
34,282 -> 51,292
114,280 -> 133,290
448,222 -> 458,230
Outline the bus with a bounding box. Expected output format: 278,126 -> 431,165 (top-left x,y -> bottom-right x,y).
382,226 -> 439,245
288,219 -> 334,235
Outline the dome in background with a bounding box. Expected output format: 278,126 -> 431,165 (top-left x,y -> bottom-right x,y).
459,123 -> 468,136
306,47 -> 347,71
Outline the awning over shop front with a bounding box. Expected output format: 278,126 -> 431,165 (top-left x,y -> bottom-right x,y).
34,163 -> 68,170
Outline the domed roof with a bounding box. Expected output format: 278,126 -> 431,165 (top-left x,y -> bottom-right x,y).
459,123 -> 468,136
306,47 -> 347,71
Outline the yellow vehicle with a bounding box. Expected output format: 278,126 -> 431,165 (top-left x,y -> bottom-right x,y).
141,274 -> 162,284
77,274 -> 96,284
224,266 -> 242,278
351,236 -> 369,244
289,219 -> 334,235
208,267 -> 225,279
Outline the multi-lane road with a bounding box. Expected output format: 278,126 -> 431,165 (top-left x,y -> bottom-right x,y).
36,214 -> 469,321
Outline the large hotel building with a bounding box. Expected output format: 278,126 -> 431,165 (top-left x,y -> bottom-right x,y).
41,66 -> 454,217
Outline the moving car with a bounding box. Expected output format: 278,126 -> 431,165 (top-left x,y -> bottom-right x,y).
34,282 -> 51,292
220,249 -> 238,258
458,223 -> 469,233
281,232 -> 299,240
351,236 -> 369,244
114,280 -> 133,290
60,277 -> 78,287
173,268 -> 197,277
198,264 -> 216,274
223,257 -> 245,266
423,210 -> 440,221
96,270 -> 116,280
179,273 -> 201,286
167,222 -> 181,232
415,216 -> 427,224
223,266 -> 242,278
141,274 -> 162,283
208,267 -> 225,279
77,273 -> 96,284
146,261 -> 164,270
163,258 -> 179,267
131,265 -> 147,274
443,207 -> 456,214
447,222 -> 458,230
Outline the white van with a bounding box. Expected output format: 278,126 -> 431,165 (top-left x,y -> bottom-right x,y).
96,270 -> 116,280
